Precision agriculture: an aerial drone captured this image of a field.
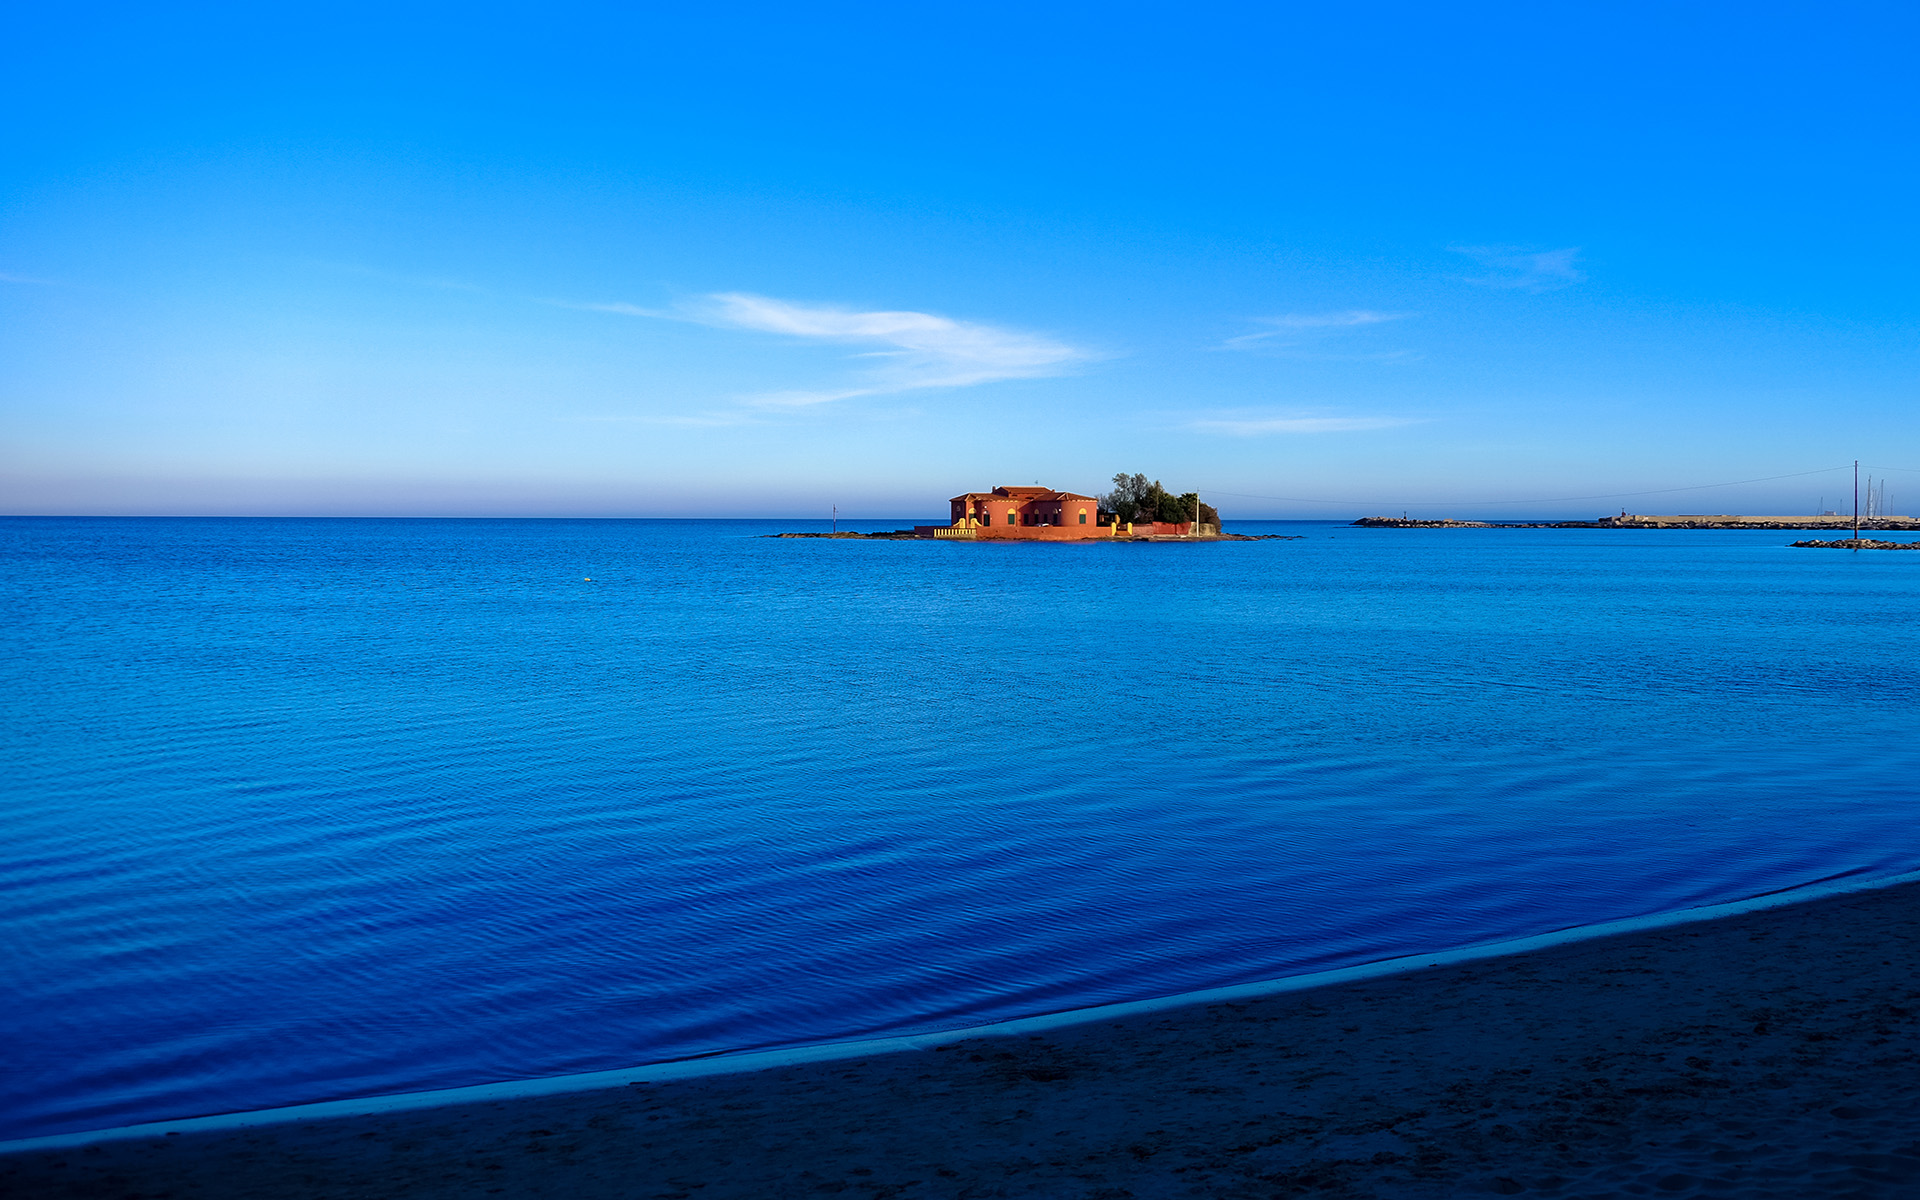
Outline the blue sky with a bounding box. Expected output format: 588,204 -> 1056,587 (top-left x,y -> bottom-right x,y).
3,2 -> 1915,518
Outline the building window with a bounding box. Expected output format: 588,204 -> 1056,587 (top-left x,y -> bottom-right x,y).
1078,511 -> 1086,524
1006,512 -> 1015,525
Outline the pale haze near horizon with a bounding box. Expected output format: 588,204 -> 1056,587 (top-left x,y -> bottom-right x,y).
2,3 -> 1915,520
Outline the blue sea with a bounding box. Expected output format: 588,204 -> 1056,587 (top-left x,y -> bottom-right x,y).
3,516 -> 1917,1140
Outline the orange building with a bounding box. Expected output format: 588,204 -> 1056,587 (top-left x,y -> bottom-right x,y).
914,483 -> 1208,540
947,485 -> 1107,538
906,481 -> 1205,537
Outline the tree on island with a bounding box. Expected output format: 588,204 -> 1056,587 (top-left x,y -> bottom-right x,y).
1103,472 -> 1220,527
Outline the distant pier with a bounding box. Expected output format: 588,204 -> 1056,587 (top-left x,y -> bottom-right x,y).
1355,513 -> 1920,531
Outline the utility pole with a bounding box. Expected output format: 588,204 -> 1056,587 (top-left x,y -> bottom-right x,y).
1193,492 -> 1200,537
832,504 -> 838,534
1853,461 -> 1860,546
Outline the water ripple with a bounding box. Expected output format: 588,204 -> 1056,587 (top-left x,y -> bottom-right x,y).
1,517 -> 1916,1138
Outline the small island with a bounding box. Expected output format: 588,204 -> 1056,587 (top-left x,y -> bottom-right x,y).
772,474 -> 1299,541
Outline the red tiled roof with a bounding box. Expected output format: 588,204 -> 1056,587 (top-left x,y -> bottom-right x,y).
948,486 -> 1101,504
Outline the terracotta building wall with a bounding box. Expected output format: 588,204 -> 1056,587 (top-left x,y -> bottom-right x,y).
973,522 -> 1109,541
957,494 -> 1102,538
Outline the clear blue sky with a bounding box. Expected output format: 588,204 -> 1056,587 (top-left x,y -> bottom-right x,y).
3,2 -> 1915,518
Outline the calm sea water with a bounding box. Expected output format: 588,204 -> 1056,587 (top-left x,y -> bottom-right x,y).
2,516 -> 1917,1139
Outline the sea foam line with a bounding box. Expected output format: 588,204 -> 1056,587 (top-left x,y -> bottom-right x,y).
6,864 -> 1917,1156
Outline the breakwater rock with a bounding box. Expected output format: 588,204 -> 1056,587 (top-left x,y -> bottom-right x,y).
1790,538 -> 1920,550
1604,515 -> 1920,530
1353,518 -> 1602,529
1357,516 -> 1920,531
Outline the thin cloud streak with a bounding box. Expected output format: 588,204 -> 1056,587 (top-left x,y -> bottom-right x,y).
1222,310 -> 1415,357
1252,310 -> 1409,330
1191,414 -> 1419,436
566,290 -> 1086,407
1452,245 -> 1585,292
570,412 -> 759,428
699,292 -> 1085,398
543,298 -> 675,319
741,387 -> 875,408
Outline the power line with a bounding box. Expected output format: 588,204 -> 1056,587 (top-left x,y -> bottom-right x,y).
1199,465 -> 1855,509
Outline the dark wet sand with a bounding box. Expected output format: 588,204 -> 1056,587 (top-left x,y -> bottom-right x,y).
7,881 -> 1919,1199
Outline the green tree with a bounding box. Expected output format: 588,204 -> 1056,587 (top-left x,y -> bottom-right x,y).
1103,472 -> 1153,522
1103,473 -> 1219,527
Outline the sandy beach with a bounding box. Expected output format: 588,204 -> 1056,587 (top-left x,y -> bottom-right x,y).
7,879 -> 1918,1199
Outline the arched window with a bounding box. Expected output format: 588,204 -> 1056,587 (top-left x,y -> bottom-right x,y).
1078,511 -> 1086,524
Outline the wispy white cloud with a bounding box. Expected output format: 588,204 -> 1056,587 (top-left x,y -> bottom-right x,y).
1191,412 -> 1420,436
735,387 -> 874,408
558,291 -> 1084,406
542,298 -> 674,319
690,292 -> 1085,403
0,270 -> 59,285
554,290 -> 1086,410
1452,245 -> 1585,292
1222,309 -> 1415,356
570,411 -> 758,427
1244,310 -> 1409,331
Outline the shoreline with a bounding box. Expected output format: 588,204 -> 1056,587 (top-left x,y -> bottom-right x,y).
8,868 -> 1920,1196
4,865 -> 1905,1154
